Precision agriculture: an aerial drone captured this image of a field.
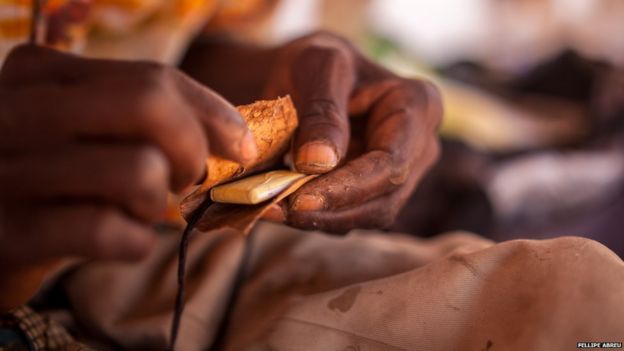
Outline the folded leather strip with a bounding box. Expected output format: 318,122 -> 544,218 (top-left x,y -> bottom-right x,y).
196,174 -> 316,234
169,97 -> 306,350
180,95 -> 299,218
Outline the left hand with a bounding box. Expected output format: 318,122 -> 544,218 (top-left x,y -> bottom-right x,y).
263,32 -> 442,233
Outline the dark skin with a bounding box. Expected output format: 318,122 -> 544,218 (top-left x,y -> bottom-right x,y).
0,31 -> 441,310
183,32 -> 442,232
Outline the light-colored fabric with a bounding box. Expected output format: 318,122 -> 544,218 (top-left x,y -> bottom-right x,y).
62,222 -> 624,350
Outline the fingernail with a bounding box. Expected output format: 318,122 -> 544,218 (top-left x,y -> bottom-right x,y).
295,142 -> 338,174
291,194 -> 325,212
239,131 -> 258,163
262,204 -> 286,223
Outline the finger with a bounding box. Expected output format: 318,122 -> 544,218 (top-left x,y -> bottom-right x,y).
1,145 -> 169,222
173,73 -> 258,166
289,79 -> 441,213
4,54 -> 255,190
352,78 -> 442,157
288,44 -> 356,174
287,187 -> 405,234
7,72 -> 205,191
12,205 -> 155,263
288,150 -> 399,212
288,138 -> 439,233
260,203 -> 287,223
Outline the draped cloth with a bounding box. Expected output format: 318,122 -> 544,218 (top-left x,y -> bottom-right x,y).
60,222 -> 624,350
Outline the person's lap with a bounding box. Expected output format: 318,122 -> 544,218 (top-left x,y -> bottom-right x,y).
59,222 -> 624,350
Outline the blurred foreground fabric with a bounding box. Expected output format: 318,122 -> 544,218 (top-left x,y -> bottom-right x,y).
24,222 -> 624,350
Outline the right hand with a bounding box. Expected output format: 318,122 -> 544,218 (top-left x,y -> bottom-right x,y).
0,45 -> 256,309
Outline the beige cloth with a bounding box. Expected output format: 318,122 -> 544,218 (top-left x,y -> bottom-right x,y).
62,222 -> 624,350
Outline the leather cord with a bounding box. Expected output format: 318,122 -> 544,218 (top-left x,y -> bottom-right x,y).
167,198 -> 255,351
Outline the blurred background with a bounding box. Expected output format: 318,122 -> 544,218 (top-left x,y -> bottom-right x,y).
247,0 -> 624,257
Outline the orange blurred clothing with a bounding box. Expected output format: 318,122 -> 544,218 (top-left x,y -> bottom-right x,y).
0,0 -> 274,64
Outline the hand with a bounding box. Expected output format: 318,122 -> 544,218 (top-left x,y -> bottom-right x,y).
0,45 -> 256,309
264,32 -> 442,233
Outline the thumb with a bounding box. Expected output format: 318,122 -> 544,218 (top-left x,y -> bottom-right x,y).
289,45 -> 355,174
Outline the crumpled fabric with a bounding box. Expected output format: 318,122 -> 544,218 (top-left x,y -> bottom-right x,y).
62,222 -> 624,350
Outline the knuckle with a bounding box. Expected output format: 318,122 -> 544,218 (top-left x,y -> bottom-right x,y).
296,44 -> 351,71
404,78 -> 444,128
128,63 -> 174,122
288,31 -> 352,71
399,78 -> 428,104
300,30 -> 348,47
122,147 -> 169,217
129,146 -> 169,193
305,30 -> 335,41
302,43 -> 341,58
301,99 -> 346,128
87,207 -> 120,257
